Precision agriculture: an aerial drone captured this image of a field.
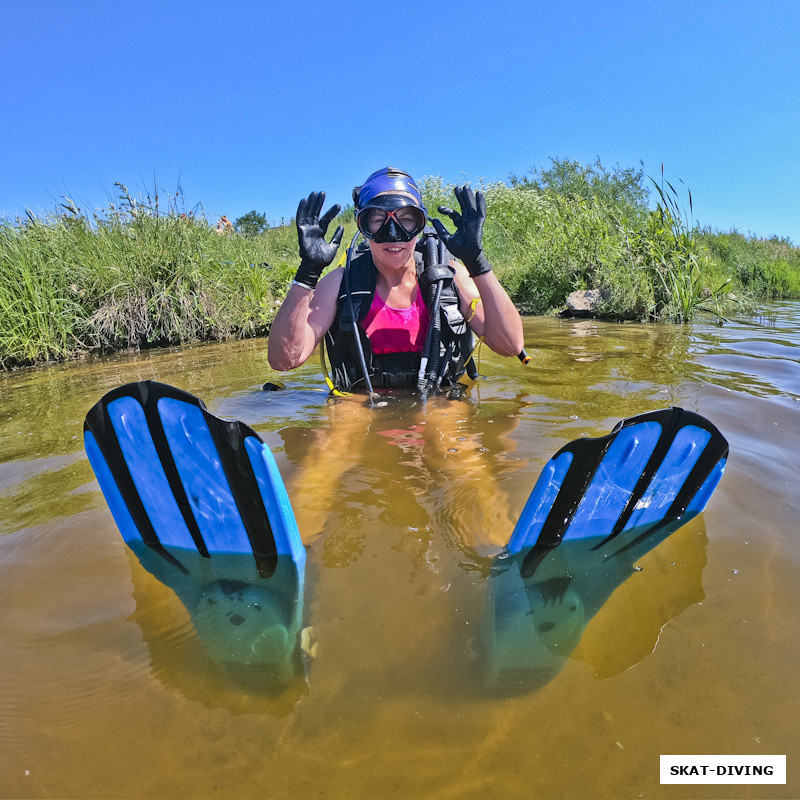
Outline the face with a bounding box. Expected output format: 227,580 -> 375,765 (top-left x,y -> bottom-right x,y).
357,195 -> 426,273
368,236 -> 417,273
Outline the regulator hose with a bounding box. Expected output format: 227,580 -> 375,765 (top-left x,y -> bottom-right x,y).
417,233 -> 447,397
344,231 -> 375,398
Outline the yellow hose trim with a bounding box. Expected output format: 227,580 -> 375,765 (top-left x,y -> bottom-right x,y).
457,337 -> 484,386
467,335 -> 484,364
319,339 -> 351,397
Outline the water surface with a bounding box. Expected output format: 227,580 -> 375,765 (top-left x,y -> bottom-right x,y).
1,303 -> 798,799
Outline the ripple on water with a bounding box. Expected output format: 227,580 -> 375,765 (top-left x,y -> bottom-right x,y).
0,513 -> 156,758
1,306 -> 799,797
0,512 -> 306,766
688,304 -> 800,401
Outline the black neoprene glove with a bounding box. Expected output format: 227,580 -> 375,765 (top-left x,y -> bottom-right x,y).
431,185 -> 492,278
294,191 -> 344,289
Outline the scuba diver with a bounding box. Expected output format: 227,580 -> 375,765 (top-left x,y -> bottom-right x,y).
267,168 -> 525,393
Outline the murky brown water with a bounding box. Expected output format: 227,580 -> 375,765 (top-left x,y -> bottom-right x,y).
1,303 -> 798,799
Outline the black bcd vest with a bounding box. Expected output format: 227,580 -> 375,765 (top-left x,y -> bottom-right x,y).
323,248 -> 475,393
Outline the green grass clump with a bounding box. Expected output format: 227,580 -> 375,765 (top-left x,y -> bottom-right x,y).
0,219 -> 85,364
423,160 -> 797,322
0,186 -> 302,368
422,164 -> 667,319
698,229 -> 800,299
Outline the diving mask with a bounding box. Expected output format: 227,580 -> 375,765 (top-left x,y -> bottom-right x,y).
356,203 -> 427,242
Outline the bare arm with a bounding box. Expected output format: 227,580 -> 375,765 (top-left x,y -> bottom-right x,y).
269,190 -> 345,370
267,268 -> 344,371
452,262 -> 524,357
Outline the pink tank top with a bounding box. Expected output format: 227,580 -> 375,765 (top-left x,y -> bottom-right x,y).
360,288 -> 430,355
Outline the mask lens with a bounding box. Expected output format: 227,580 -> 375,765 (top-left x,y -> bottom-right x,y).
360,208 -> 388,237
395,207 -> 426,234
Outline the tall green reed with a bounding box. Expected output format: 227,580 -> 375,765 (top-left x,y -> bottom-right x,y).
644,174 -> 731,322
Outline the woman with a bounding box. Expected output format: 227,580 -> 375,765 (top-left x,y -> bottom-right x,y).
267,167 -> 524,393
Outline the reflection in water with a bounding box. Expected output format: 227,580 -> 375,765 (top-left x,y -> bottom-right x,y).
276,393 -> 525,567
685,305 -> 800,401
484,516 -> 707,693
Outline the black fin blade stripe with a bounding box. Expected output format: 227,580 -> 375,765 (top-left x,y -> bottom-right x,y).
85,380 -> 278,577
198,412 -> 278,578
84,387 -> 164,552
521,408 -> 728,577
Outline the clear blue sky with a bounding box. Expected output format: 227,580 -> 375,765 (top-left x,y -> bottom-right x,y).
2,0 -> 798,243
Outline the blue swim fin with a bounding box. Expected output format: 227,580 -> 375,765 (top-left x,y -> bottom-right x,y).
485,407 -> 728,692
84,380 -> 306,688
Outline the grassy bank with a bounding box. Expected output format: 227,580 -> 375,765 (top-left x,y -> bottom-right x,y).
421,161 -> 798,322
0,186 -> 299,367
2,165 -> 799,368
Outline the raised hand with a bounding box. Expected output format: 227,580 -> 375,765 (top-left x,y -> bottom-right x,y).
294,191 -> 344,289
431,185 -> 492,277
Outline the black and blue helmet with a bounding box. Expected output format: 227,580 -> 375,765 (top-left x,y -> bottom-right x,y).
353,168 -> 428,243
